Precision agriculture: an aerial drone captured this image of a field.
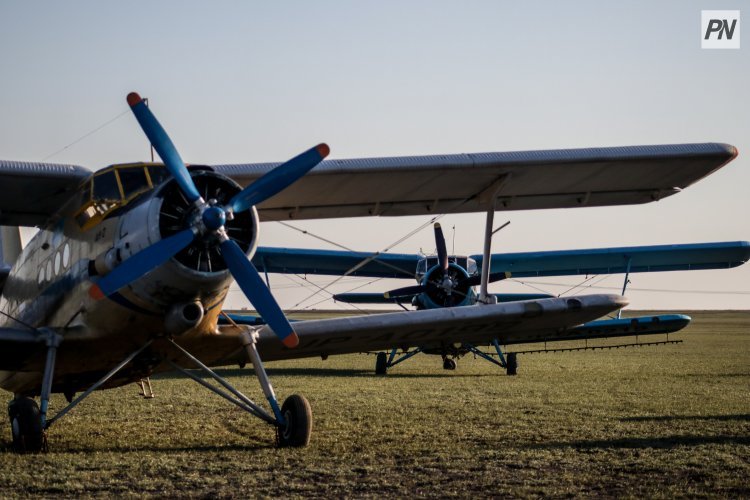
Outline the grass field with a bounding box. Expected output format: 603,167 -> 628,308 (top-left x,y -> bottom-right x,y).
0,311 -> 748,497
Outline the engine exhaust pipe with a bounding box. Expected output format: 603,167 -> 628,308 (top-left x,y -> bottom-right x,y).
165,301 -> 204,335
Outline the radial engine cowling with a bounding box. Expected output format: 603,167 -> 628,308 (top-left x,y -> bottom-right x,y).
106,169 -> 259,308
418,263 -> 473,309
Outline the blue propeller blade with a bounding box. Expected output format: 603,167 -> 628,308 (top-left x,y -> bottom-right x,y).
90,228 -> 195,299
229,143 -> 329,213
384,284 -> 426,299
220,238 -> 299,348
127,92 -> 202,204
461,271 -> 511,287
434,223 -> 449,271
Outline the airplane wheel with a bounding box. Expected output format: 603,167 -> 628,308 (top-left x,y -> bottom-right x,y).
8,397 -> 46,453
375,352 -> 388,375
506,353 -> 518,376
443,358 -> 457,371
277,394 -> 312,448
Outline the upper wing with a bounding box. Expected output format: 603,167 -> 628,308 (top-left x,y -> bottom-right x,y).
472,241 -> 750,276
252,247 -> 418,279
213,143 -> 737,221
253,241 -> 750,281
0,161 -> 91,226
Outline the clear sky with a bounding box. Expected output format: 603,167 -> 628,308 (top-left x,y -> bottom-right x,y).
0,1 -> 747,310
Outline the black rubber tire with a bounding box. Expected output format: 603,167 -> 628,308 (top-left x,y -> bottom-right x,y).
8,397 -> 45,453
277,394 -> 312,448
506,352 -> 518,376
375,352 -> 388,375
443,358 -> 457,371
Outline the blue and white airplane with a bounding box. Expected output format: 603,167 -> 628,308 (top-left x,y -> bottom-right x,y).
0,91 -> 745,453
252,225 -> 749,374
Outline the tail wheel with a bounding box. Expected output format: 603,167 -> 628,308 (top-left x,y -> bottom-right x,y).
375,352 -> 388,375
506,352 -> 518,376
443,357 -> 457,371
277,394 -> 312,448
8,397 -> 46,453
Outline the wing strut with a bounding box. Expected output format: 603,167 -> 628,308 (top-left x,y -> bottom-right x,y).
477,174 -> 512,304
617,257 -> 633,319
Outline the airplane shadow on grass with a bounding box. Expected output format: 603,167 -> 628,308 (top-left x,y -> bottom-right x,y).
154,367 -> 499,379
620,414 -> 750,422
49,443 -> 276,454
521,434 -> 750,450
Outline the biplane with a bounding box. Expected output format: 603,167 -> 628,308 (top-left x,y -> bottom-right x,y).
250,230 -> 749,373
0,92 -> 743,452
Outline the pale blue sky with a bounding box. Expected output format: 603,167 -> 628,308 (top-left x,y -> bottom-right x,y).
1,1 -> 748,309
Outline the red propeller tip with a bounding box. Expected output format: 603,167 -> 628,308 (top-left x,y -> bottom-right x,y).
89,284 -> 105,301
126,92 -> 143,107
316,143 -> 330,158
282,332 -> 300,349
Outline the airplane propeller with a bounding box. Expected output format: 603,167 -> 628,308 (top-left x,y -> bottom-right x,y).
383,223 -> 510,302
90,92 -> 330,348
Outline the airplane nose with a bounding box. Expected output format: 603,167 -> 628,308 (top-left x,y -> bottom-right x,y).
202,206 -> 226,231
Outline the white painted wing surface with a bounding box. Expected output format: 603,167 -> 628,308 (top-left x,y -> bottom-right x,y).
213,143 -> 736,221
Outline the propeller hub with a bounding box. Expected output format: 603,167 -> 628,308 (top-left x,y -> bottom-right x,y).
202,205 -> 226,231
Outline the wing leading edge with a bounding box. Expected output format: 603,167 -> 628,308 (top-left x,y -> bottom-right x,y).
214,143 -> 737,221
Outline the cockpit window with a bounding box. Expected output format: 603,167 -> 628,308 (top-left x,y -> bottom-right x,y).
75,164 -> 160,230
147,165 -> 171,186
119,168 -> 149,198
93,170 -> 120,201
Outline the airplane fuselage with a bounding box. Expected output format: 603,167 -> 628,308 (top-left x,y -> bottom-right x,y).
0,163 -> 256,395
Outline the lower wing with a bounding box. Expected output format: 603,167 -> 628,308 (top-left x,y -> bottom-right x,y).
185,294 -> 627,366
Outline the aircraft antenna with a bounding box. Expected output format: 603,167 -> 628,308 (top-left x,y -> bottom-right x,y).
452,225 -> 456,255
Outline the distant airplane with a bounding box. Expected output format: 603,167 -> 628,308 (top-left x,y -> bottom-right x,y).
251,226 -> 749,374
0,91 -> 743,453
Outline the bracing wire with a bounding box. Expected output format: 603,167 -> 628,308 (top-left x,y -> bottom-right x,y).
284,215 -> 445,309
41,108 -> 131,161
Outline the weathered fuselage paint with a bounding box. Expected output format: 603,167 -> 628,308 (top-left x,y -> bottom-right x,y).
0,164 -> 252,395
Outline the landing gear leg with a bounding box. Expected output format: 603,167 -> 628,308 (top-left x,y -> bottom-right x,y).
38,329 -> 62,433
373,347 -> 422,375
9,328 -> 62,453
166,331 -> 312,448
240,331 -> 312,447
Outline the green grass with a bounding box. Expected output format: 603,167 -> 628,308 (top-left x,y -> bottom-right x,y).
0,311 -> 748,497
